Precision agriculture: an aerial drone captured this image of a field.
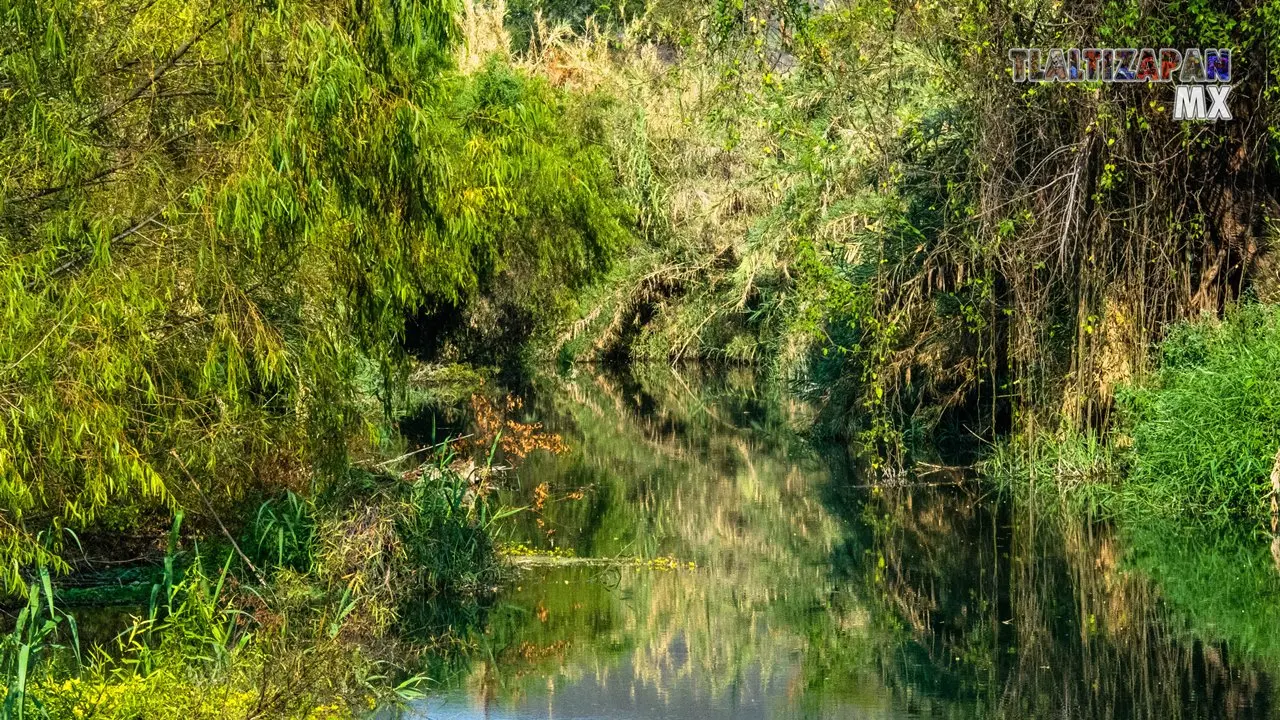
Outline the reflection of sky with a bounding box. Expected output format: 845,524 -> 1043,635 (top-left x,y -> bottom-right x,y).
417,654 -> 784,719
413,646 -> 901,720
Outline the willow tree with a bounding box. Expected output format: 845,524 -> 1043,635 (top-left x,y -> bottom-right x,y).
0,0 -> 628,592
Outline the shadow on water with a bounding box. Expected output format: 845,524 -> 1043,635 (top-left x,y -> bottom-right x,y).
406,365 -> 1280,720
846,485 -> 1280,719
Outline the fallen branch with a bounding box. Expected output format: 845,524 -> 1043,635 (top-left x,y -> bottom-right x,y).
372,434 -> 473,470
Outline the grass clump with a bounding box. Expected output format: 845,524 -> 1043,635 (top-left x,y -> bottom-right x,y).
0,447 -> 510,719
987,304 -> 1280,527
981,431 -> 1119,508
1117,304 -> 1280,523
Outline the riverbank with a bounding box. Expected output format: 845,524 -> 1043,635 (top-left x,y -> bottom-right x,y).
5,0 -> 1279,717
530,0 -> 1280,465
2,0 -> 628,713
1,451 -> 507,718
7,359 -> 1280,718
984,304 -> 1280,532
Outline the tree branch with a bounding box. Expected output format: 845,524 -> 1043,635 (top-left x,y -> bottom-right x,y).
89,13 -> 229,128
169,449 -> 269,587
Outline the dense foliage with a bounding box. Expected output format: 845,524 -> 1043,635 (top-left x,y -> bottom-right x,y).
985,304 -> 1280,525
0,0 -> 628,591
1119,305 -> 1280,521
548,0 -> 1280,460
5,0 -> 1280,714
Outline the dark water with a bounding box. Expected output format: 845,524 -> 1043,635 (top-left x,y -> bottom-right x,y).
413,367 -> 1280,720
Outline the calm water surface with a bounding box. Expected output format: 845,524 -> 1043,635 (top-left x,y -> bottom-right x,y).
413,367 -> 1280,720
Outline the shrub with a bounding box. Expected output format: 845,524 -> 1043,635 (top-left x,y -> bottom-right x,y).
1118,304 -> 1280,522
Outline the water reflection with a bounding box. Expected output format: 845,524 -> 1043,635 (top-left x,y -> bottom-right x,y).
412,367 -> 1280,720
855,486 -> 1280,719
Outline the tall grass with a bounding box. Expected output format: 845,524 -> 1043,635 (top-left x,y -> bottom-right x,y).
246,492 -> 317,574
1117,304 -> 1280,523
1,565 -> 80,720
985,304 -> 1280,527
980,431 -> 1119,512
0,443 -> 510,719
525,0 -> 1279,461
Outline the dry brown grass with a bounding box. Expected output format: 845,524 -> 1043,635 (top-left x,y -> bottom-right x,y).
459,2 -> 792,364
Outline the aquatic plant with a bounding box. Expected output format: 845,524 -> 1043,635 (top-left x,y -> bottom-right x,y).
1,565 -> 80,720
246,491 -> 317,575
0,490 -> 496,719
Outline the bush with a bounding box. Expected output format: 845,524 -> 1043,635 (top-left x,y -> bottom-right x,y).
1118,304 -> 1280,522
1,457 -> 505,720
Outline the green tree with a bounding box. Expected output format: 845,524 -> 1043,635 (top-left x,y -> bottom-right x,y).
0,0 -> 628,593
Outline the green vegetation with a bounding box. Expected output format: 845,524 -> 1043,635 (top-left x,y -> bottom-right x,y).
538,0 -> 1280,461
403,370 -> 1280,719
1,456 -> 509,717
4,546 -> 373,719
6,0 -> 1280,715
0,0 -> 627,588
1,0 -> 629,714
1120,305 -> 1280,522
472,0 -> 1280,541
987,305 -> 1280,526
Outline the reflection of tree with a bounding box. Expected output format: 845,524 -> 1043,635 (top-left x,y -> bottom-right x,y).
448,366 -> 857,711
429,367 -> 1280,719
852,487 -> 1280,719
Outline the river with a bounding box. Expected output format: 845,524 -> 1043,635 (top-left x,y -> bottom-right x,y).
409,366 -> 1280,719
